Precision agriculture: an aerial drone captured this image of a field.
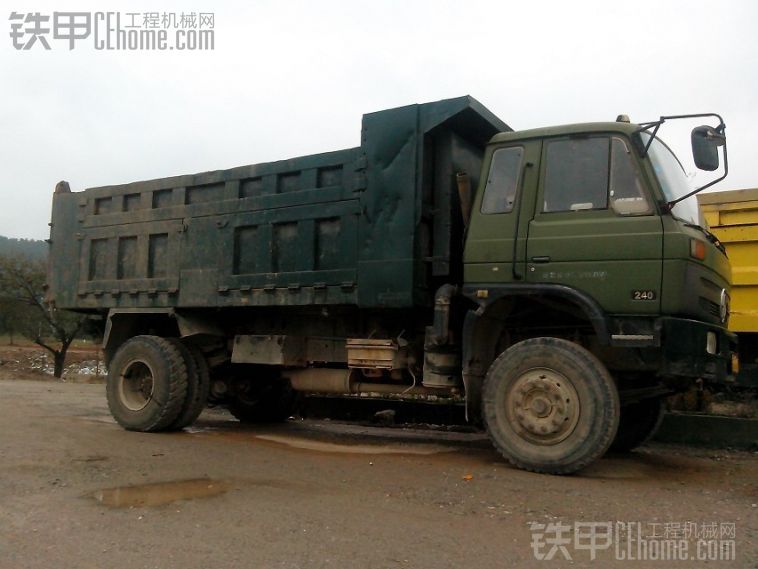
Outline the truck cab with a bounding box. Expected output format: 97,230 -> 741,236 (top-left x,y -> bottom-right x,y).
459,117 -> 736,472
465,121 -> 733,363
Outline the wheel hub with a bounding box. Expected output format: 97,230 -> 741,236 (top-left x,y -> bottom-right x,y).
506,368 -> 580,445
119,360 -> 155,411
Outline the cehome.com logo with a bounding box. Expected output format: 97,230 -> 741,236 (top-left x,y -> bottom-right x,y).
9,11 -> 215,51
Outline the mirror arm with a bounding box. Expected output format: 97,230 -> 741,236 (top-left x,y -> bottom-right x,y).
635,113 -> 726,157
633,121 -> 663,157
643,123 -> 661,157
635,112 -> 728,211
666,142 -> 729,209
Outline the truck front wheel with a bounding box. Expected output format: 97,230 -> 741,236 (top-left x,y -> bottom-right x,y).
483,337 -> 620,475
610,397 -> 665,452
106,335 -> 189,432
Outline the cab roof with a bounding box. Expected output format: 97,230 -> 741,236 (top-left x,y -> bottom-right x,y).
490,121 -> 641,145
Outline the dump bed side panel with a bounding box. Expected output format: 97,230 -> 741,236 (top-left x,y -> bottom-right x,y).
50,148 -> 363,310
49,96 -> 510,312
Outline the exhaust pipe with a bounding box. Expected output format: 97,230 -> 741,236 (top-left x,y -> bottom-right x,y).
426,284 -> 459,347
286,368 -> 443,396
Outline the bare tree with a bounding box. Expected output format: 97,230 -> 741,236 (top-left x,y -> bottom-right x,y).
0,297 -> 18,344
0,254 -> 86,377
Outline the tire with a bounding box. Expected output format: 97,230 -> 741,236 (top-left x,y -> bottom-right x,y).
228,377 -> 297,424
610,397 -> 665,452
106,335 -> 188,432
482,337 -> 620,475
165,340 -> 211,431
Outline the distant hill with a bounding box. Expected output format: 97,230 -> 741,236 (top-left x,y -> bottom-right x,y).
0,235 -> 48,260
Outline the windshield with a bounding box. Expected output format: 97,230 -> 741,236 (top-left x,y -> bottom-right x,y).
642,134 -> 701,224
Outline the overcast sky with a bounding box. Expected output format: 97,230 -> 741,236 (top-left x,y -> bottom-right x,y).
1,0 -> 756,240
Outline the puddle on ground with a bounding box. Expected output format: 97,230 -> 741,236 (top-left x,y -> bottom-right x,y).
91,478 -> 230,508
183,425 -> 219,434
79,415 -> 116,425
72,455 -> 109,463
251,433 -> 454,455
581,451 -> 714,481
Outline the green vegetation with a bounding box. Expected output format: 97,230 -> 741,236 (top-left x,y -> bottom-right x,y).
0,235 -> 47,260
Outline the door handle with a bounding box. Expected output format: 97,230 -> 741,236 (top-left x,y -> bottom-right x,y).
531,256 -> 551,263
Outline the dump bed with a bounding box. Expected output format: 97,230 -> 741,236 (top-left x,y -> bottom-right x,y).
698,188 -> 758,332
48,96 -> 509,312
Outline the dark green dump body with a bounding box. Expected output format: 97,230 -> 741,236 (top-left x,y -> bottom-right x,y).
49,96 -> 509,311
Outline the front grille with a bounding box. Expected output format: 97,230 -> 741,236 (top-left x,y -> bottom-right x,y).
699,297 -> 720,319
699,277 -> 722,293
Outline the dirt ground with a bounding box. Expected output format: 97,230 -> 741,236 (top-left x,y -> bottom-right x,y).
0,343 -> 105,383
0,377 -> 756,569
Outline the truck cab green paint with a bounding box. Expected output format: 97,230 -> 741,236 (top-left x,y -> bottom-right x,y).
465,121 -> 731,327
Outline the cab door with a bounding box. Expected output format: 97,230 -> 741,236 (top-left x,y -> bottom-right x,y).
464,140 -> 542,283
525,135 -> 663,314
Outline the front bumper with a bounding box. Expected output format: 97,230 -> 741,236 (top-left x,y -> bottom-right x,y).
657,317 -> 738,383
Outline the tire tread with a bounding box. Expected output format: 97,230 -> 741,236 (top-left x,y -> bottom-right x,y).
165,339 -> 210,431
483,337 -> 619,475
106,335 -> 188,432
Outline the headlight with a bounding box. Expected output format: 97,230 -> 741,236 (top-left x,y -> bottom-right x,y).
719,289 -> 730,324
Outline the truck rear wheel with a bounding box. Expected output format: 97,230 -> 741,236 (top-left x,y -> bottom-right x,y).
165,340 -> 211,431
228,376 -> 297,424
482,337 -> 620,475
106,335 -> 188,432
610,397 -> 665,452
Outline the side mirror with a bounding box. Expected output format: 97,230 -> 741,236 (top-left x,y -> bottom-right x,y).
691,125 -> 725,171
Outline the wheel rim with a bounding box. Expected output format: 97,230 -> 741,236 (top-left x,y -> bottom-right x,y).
234,380 -> 260,406
505,367 -> 580,445
118,360 -> 155,411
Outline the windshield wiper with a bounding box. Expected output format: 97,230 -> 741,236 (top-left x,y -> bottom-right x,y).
684,222 -> 727,256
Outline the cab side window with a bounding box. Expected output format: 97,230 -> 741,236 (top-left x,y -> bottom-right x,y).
543,138 -> 608,212
481,147 -> 523,214
542,136 -> 651,215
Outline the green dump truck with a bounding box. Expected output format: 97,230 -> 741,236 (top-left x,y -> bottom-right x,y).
48,96 -> 737,474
